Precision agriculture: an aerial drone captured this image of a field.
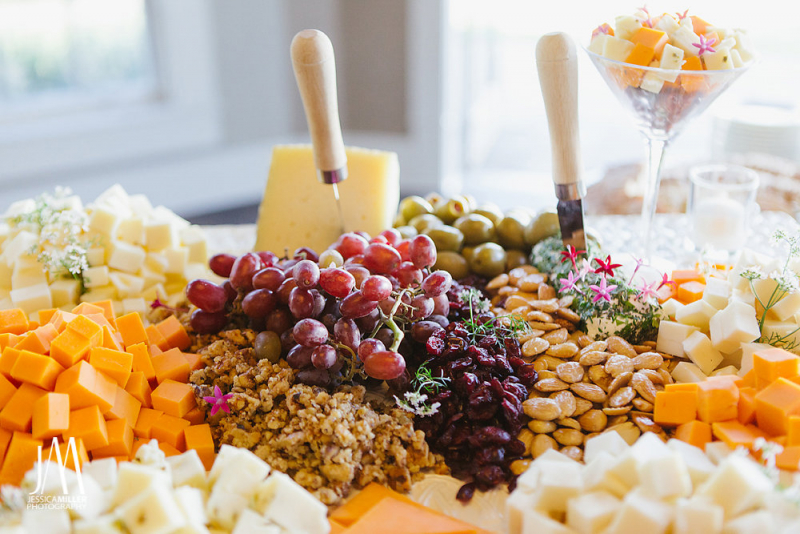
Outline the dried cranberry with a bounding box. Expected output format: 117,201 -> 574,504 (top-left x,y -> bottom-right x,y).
475,426 -> 511,444
455,373 -> 479,395
456,483 -> 476,502
426,335 -> 445,356
478,334 -> 498,349
507,438 -> 526,456
475,465 -> 505,486
504,338 -> 522,359
475,446 -> 505,465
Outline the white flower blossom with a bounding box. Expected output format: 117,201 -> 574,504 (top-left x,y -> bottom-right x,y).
771,270 -> 800,294
740,265 -> 764,281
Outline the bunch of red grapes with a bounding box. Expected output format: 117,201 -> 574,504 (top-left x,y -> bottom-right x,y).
185,229 -> 453,385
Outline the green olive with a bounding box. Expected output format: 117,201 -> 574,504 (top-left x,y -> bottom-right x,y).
396,225 -> 418,239
525,209 -> 560,247
424,225 -> 464,252
462,194 -> 478,211
392,213 -> 407,228
425,192 -> 446,210
408,214 -> 443,234
434,198 -> 470,225
505,249 -> 528,271
399,195 -> 434,222
461,246 -> 476,264
254,331 -> 282,363
454,214 -> 496,246
496,212 -> 531,251
469,242 -> 507,278
433,251 -> 470,280
472,203 -> 504,226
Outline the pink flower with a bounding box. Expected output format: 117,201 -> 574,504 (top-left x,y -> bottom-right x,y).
638,280 -> 659,301
203,385 -> 233,416
675,9 -> 689,21
560,245 -> 586,270
629,256 -> 648,284
578,259 -> 594,280
693,34 -> 717,57
657,273 -> 677,290
594,255 -> 622,278
592,23 -> 612,39
559,271 -> 583,294
589,277 -> 618,303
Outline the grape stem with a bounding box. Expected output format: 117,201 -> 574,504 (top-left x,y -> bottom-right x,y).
329,340 -> 366,381
385,288 -> 410,352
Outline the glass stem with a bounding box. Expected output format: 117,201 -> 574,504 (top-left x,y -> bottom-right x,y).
640,137 -> 668,258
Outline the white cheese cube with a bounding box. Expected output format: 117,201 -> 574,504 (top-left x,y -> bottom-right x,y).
673,498 -> 723,534
115,217 -> 144,246
531,461 -> 583,514
704,441 -> 734,465
762,319 -> 800,350
95,184 -> 131,210
0,297 -> 12,310
179,226 -> 208,264
111,462 -> 171,506
86,247 -> 105,267
173,486 -> 209,527
107,241 -> 146,274
163,247 -> 189,275
256,472 -> 329,534
672,25 -> 701,56
81,458 -> 118,491
208,445 -> 270,489
584,431 -> 629,464
567,491 -> 621,534
145,253 -> 168,274
731,288 -> 756,307
72,514 -> 126,534
655,13 -> 680,34
128,194 -> 154,217
122,297 -> 147,316
49,279 -> 81,308
21,508 -> 71,534
520,509 -> 574,534
516,449 -> 577,493
608,433 -> 670,489
661,299 -> 684,320
582,451 -> 630,499
139,265 -> 166,288
80,286 -> 117,303
729,48 -> 744,68
605,491 -> 673,534
683,331 -> 724,375
117,483 -> 186,534
722,510 -> 776,533
88,206 -> 120,237
672,361 -> 708,383
144,220 -> 178,251
230,509 -> 280,534
68,473 -> 109,521
639,72 -> 665,94
653,44 -> 684,83
11,263 -> 48,290
153,206 -> 190,229
10,283 -> 52,315
657,321 -> 699,357
0,231 -> 38,267
602,36 -> 635,62
206,491 -> 248,530
676,300 -> 717,330
709,300 -> 761,354
639,452 -> 692,500
667,439 -> 716,486
718,37 -> 737,50
711,365 -> 738,376
731,30 -> 754,62
109,273 -> 145,299
507,489 -> 536,533
704,47 -> 733,70
83,266 -> 110,288
770,292 -> 800,321
696,454 -> 773,518
167,450 -> 207,489
752,278 -> 779,309
614,15 -> 642,40
588,34 -> 611,55
0,262 -> 12,290
703,278 -> 732,309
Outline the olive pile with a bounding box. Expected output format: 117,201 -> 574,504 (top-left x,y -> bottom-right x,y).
392,193 -> 560,279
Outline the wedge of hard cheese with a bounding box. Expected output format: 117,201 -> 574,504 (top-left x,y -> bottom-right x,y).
255,145 -> 399,255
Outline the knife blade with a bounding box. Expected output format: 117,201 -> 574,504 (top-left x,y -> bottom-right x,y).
291,29 -> 348,236
536,32 -> 587,251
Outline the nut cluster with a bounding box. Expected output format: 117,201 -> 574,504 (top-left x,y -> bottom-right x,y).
486,267 -> 680,474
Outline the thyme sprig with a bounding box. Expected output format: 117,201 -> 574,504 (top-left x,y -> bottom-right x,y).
395,362 -> 450,417
458,287 -> 530,343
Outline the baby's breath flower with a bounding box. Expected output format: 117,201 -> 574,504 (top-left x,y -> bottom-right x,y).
741,265 -> 764,281
771,270 -> 800,294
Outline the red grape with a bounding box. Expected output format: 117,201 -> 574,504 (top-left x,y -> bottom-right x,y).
396,239 -> 412,262
363,243 -> 401,274
241,289 -> 277,318
311,290 -> 326,318
222,280 -> 237,303
319,267 -> 355,298
209,253 -> 236,278
355,231 -> 371,241
361,275 -> 393,302
293,259 -> 320,289
311,345 -> 337,369
186,279 -> 227,313
363,350 -> 406,380
432,294 -> 449,316
411,320 -> 444,343
339,291 -> 379,319
333,318 -> 360,351
293,318 -> 329,347
266,308 -> 292,334
393,262 -> 423,288
335,232 -> 369,259
369,235 -> 389,245
190,309 -> 227,334
422,270 -> 453,297
379,228 -> 402,247
344,265 -> 370,288
356,308 -> 381,333
375,327 -> 395,349
256,251 -> 279,267
297,368 -> 332,387
345,254 -> 366,266
286,344 -> 313,368
411,295 -> 434,320
288,287 -> 315,319
281,259 -> 299,275
293,246 -> 319,262
253,267 -> 285,291
230,253 -> 263,292
277,278 -> 297,304
409,235 -> 437,269
357,338 -> 386,361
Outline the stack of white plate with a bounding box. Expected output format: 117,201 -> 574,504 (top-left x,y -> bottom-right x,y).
713,103 -> 800,162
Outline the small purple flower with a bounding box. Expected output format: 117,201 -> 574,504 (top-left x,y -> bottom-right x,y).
693,34 -> 717,57
589,277 -> 618,303
559,270 -> 583,294
203,385 -> 233,416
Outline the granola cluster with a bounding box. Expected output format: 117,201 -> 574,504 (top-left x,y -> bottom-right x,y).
189,329 -> 446,505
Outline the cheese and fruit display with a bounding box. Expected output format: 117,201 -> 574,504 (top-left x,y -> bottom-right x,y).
2,9 -> 794,534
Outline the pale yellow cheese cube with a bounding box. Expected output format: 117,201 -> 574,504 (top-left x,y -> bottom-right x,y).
602,36 -> 635,62
11,262 -> 48,290
109,272 -> 145,299
86,247 -> 106,267
739,342 -> 774,376
179,226 -> 208,264
667,439 -> 716,486
144,220 -> 178,252
762,319 -> 800,351
83,266 -> 110,289
520,509 -> 574,534
683,331 -> 724,375
11,283 -> 52,315
108,241 -> 146,274
605,491 -> 673,534
770,291 -> 800,321
49,279 -> 81,308
164,248 -> 189,275
80,285 -> 117,303
506,490 -> 535,534
638,452 -> 692,500
255,145 -> 399,256
122,298 -> 148,316
661,299 -> 684,320
139,265 -> 167,288
0,231 -> 38,267
657,321 -> 699,358
614,15 -> 642,40
673,498 -> 723,534
0,261 -> 12,290
703,278 -> 731,309
704,48 -> 733,70
88,205 -> 120,236
531,461 -> 583,514
584,431 -> 629,464
655,13 -> 680,34
639,72 -> 665,94
567,491 -> 621,534
0,297 -> 11,310
711,365 -> 738,376
128,194 -> 154,217
672,361 -> 708,383
729,48 -> 744,68
708,300 -> 760,354
588,34 -> 610,55
116,217 -> 145,246
704,441 -> 734,465
695,455 -> 772,518
676,300 -> 717,331
141,284 -> 167,303
672,25 -> 701,56
581,451 -> 630,499
722,511 -> 776,533
146,253 -> 168,274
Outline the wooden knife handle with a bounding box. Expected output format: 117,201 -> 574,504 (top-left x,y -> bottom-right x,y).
536,32 -> 582,189
291,29 -> 347,174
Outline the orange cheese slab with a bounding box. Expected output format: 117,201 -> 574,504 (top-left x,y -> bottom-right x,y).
63,405 -> 108,451
0,427 -> 11,466
115,312 -> 148,348
184,406 -> 204,426
101,326 -> 124,352
675,420 -> 712,449
91,418 -> 133,458
654,390 -> 697,426
89,347 -> 133,387
340,496 -> 479,534
0,309 -> 29,335
331,483 -> 419,527
738,387 -> 758,425
32,392 -> 70,440
697,377 -> 739,423
150,413 -> 190,450
0,383 -> 47,432
66,314 -> 103,344
183,352 -> 204,372
712,420 -> 769,450
55,361 -> 116,413
630,27 -> 669,58
0,333 -> 20,351
152,348 -> 190,384
754,348 -> 799,382
145,325 -> 170,351
125,371 -> 153,408
152,380 -> 196,418
49,329 -> 92,368
156,316 -> 191,351
0,374 -> 17,409
184,423 -> 215,470
10,350 -> 64,390
71,302 -> 105,317
624,43 -> 655,67
0,347 -> 21,380
133,408 -> 164,439
677,281 -> 705,304
45,436 -> 88,471
0,432 -> 43,486
89,300 -> 116,324
671,270 -> 705,285
755,378 -> 800,436
14,324 -> 58,354
776,445 -> 800,471
128,343 -> 156,382
105,387 -> 142,429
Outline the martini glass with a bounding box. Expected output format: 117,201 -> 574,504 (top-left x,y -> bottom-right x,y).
584,48 -> 752,257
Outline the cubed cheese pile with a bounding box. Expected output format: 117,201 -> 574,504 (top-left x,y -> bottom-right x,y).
588,9 -> 753,94
0,185 -> 213,318
508,431 -> 799,534
1,440 -> 329,534
0,304 -> 211,487
654,346 -> 800,472
329,482 -> 492,534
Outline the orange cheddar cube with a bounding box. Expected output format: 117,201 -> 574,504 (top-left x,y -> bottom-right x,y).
101,326 -> 123,352
0,333 -> 20,351
45,437 -> 88,471
133,408 -> 164,439
0,347 -> 21,380
36,309 -> 57,325
665,383 -> 700,393
183,352 -> 204,372
157,441 -> 182,457
116,312 -> 148,348
156,316 -> 191,351
10,350 -> 64,390
630,27 -> 669,58
152,380 -> 196,418
339,493 -> 480,534
330,482 -> 418,527
697,376 -> 740,423
50,329 -> 92,368
675,420 -> 712,450
89,347 -> 133,387
125,371 -> 152,408
150,344 -> 163,356
741,370 -> 756,389
712,420 -> 769,451
32,392 -> 70,440
654,390 -> 697,426
755,378 -> 800,436
0,374 -> 17,409
105,387 -> 142,429
0,427 -> 11,465
90,300 -> 116,324
91,419 -> 133,458
690,15 -> 711,36
677,281 -> 705,304
0,383 -> 47,432
64,405 -> 108,450
145,325 -> 170,351
71,302 -> 105,317
184,406 -> 204,426
738,387 -> 758,425
776,445 -> 800,471
15,324 -> 58,354
55,361 -> 116,413
127,343 -> 156,382
83,313 -> 115,334
184,423 -> 215,470
150,413 -> 190,450
625,43 -> 655,67
66,314 -> 103,345
48,310 -> 77,333
0,432 -> 42,486
788,415 -> 800,446
0,309 -> 29,335
754,347 -> 799,382
672,270 -> 705,285
152,348 -> 190,384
